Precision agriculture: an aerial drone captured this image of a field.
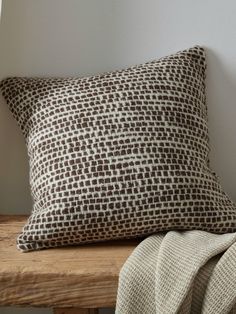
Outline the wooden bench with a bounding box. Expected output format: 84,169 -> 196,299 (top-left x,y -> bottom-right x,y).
0,215 -> 139,314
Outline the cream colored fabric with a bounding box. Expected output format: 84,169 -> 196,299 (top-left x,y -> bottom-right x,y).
116,231 -> 236,314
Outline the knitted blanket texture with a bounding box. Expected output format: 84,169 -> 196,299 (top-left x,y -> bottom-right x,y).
116,231 -> 236,314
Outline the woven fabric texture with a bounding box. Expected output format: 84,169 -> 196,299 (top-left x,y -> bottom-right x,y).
0,46 -> 236,251
116,231 -> 236,314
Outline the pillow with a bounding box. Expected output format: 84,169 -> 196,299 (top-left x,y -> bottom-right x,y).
1,46 -> 236,252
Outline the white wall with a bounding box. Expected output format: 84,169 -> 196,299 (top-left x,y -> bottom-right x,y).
1,0 -> 236,313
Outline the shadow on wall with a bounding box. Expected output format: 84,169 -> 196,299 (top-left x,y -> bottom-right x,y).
206,48 -> 236,202
0,94 -> 32,214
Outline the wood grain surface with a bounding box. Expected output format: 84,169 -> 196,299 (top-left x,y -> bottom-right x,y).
0,215 -> 139,308
54,308 -> 99,314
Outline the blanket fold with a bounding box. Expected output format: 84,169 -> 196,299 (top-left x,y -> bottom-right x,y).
116,231 -> 236,314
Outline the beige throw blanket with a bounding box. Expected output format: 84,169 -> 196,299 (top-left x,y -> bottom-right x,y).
116,231 -> 236,314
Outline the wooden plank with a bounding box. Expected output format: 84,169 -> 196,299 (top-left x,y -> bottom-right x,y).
54,308 -> 99,314
0,215 -> 139,308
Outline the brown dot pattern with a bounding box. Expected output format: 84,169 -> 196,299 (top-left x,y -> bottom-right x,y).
1,46 -> 236,252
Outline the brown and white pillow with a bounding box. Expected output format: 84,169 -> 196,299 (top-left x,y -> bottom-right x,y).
1,46 -> 236,252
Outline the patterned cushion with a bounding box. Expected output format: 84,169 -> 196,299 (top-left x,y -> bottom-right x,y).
1,46 -> 236,252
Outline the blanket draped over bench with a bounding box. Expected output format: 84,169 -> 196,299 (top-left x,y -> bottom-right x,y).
116,231 -> 236,314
